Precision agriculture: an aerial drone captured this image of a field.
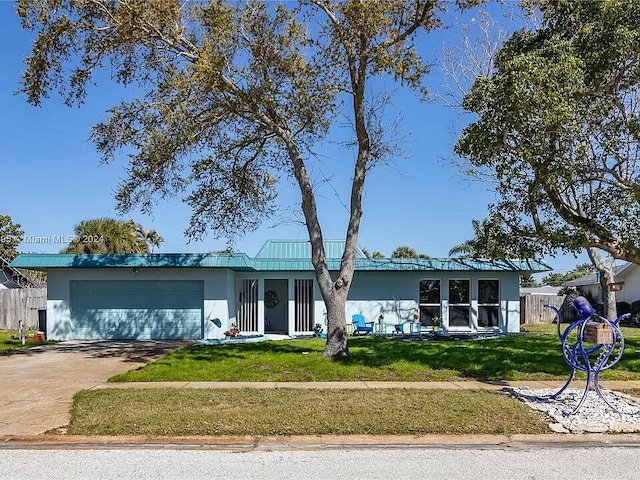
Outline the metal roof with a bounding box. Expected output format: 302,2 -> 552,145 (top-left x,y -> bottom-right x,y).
254,239 -> 366,259
9,253 -> 255,271
10,241 -> 550,273
564,263 -> 631,287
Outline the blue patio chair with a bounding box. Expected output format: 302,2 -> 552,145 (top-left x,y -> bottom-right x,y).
394,322 -> 407,334
352,314 -> 374,335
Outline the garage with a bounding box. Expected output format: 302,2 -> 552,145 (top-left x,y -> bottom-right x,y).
69,280 -> 204,340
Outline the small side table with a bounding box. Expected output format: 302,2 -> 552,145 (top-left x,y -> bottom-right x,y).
374,322 -> 389,335
409,322 -> 422,334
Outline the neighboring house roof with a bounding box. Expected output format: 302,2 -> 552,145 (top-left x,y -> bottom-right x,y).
0,256 -> 44,288
520,286 -> 562,295
10,241 -> 551,273
564,263 -> 630,287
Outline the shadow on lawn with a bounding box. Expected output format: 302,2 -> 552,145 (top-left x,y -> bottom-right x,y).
138,333 -> 640,382
342,336 -> 573,380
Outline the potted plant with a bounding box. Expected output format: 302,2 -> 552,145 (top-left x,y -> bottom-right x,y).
313,323 -> 323,337
224,322 -> 240,338
413,311 -> 420,323
432,317 -> 442,331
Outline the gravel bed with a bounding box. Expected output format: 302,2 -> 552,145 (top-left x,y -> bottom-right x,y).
504,387 -> 640,433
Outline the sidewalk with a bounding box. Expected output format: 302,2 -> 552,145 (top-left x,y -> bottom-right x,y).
4,432 -> 640,451
91,380 -> 640,390
5,379 -> 640,444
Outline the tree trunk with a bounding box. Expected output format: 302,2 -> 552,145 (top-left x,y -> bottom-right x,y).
321,288 -> 350,358
280,131 -> 353,358
587,247 -> 617,319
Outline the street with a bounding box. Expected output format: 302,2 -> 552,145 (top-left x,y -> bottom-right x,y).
1,446 -> 639,479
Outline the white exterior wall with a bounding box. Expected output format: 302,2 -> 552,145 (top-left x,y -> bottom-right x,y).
46,267 -> 230,340
618,266 -> 640,304
46,267 -> 524,340
346,271 -> 522,333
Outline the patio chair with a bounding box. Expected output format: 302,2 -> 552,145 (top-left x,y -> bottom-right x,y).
351,314 -> 374,335
394,322 -> 407,334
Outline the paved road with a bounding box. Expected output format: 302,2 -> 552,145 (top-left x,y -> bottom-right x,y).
0,341 -> 187,435
1,446 -> 640,479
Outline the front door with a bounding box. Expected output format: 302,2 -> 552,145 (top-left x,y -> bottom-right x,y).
264,279 -> 288,333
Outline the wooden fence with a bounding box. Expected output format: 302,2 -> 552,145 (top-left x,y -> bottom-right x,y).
0,288 -> 46,330
520,294 -> 576,324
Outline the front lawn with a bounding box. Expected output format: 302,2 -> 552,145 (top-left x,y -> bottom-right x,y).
0,330 -> 51,353
110,326 -> 640,382
69,388 -> 549,436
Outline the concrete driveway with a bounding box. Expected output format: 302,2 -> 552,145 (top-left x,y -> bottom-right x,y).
0,340 -> 187,435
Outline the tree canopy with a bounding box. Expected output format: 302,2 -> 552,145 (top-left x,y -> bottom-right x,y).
16,0 -> 455,357
448,215 -> 539,259
61,218 -> 163,254
542,263 -> 595,288
455,0 -> 640,264
0,215 -> 24,262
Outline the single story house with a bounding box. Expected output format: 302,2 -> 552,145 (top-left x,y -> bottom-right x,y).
564,262 -> 640,305
9,240 -> 549,340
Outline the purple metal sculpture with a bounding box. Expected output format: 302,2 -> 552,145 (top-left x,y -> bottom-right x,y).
545,296 -> 628,414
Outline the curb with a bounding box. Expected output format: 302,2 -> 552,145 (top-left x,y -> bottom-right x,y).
4,433 -> 640,451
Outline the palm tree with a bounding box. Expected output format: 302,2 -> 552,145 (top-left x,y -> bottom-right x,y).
62,218 -> 162,253
391,246 -> 430,259
448,217 -> 515,259
131,221 -> 164,253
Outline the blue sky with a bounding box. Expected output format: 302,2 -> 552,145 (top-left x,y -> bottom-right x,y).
0,2 -> 586,274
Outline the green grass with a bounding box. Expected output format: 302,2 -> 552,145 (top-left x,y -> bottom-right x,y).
69,388 -> 549,436
109,326 -> 640,383
0,330 -> 52,353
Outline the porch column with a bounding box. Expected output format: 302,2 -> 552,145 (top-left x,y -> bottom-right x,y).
288,278 -> 295,336
257,279 -> 265,335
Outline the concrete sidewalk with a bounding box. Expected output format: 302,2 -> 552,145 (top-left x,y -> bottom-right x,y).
92,380 -> 640,390
3,432 -> 640,451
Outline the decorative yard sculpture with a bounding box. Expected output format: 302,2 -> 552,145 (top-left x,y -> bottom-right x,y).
545,296 -> 628,415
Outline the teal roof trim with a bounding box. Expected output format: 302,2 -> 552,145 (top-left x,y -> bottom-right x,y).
254,239 -> 366,259
353,258 -> 550,272
9,253 -> 256,271
10,246 -> 550,274
251,258 -> 550,272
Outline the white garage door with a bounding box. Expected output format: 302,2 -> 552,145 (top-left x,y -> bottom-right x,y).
69,280 -> 204,340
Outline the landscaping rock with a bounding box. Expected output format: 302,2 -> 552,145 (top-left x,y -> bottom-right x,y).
548,422 -> 570,434
504,387 -> 640,434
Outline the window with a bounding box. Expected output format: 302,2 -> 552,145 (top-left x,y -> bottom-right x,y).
478,279 -> 500,328
448,279 -> 470,328
419,279 -> 441,326
295,279 -> 314,331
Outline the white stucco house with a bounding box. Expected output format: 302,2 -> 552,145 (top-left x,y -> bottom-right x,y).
9,240 -> 549,341
564,262 -> 640,305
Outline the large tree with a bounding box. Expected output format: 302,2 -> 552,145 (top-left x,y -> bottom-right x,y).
62,218 -> 163,254
0,215 -> 24,262
17,0 -> 453,357
454,0 -> 640,317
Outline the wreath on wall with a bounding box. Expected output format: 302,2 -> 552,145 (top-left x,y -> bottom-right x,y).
265,290 -> 280,309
